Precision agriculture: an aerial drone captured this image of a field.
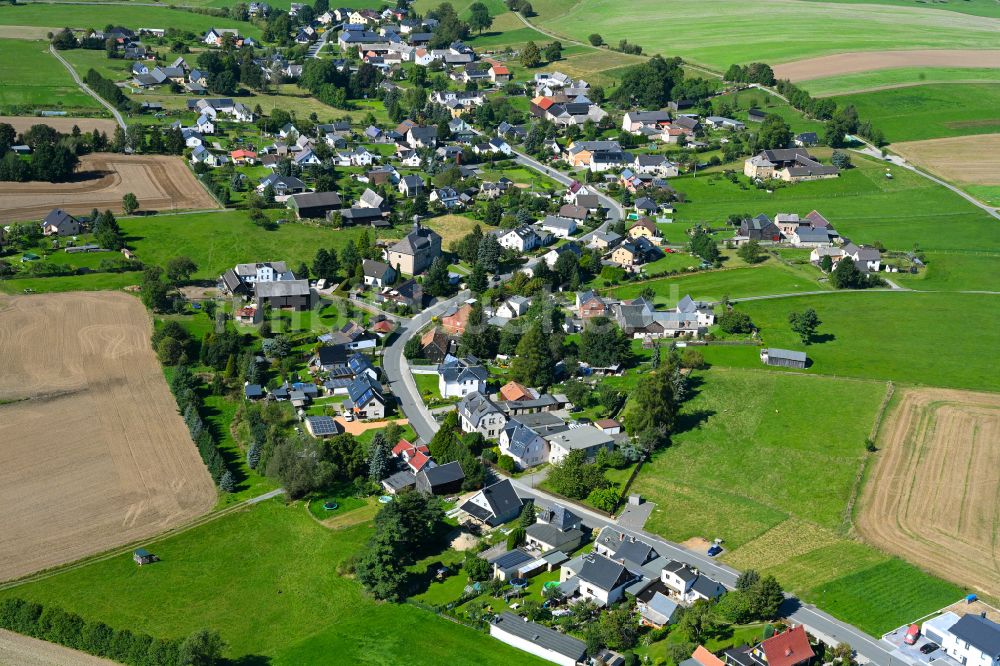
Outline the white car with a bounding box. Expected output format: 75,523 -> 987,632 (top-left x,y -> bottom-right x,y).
342,412 -> 354,422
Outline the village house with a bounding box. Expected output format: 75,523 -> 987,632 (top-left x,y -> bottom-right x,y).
287,191 -> 342,220
362,259 -> 396,288
255,280 -> 311,310
419,327 -> 451,363
622,110 -> 671,133
343,374 -> 386,419
41,209 -> 81,236
559,552 -> 643,607
546,426 -> 614,464
386,221 -> 442,275
416,460 -> 465,495
627,217 -> 661,242
576,291 -> 611,319
738,214 -> 782,243
539,215 -> 578,239
459,478 -> 523,526
438,355 -> 488,398
498,226 -> 542,253
458,391 -> 507,439
611,236 -> 661,270
661,560 -> 727,603
525,504 -> 585,553
744,149 -> 839,182
441,302 -> 474,335
498,419 -> 549,469
489,612 -> 587,666
748,625 -> 815,666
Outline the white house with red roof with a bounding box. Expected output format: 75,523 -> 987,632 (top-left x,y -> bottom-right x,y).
392,439 -> 436,474
751,625 -> 815,666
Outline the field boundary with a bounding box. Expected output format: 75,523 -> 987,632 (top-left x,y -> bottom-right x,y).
0,488 -> 284,591
842,380 -> 894,532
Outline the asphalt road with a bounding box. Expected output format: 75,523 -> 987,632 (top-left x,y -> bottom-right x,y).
382,291 -> 471,442
49,45 -> 126,129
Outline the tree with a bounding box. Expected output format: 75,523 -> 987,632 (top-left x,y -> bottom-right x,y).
93,210 -> 125,250
464,550 -> 491,581
579,316 -> 631,368
624,367 -> 678,435
519,500 -> 536,527
819,254 -> 833,273
544,41 -> 562,62
423,257 -> 454,297
404,335 -> 423,360
140,266 -> 170,312
506,526 -> 525,550
688,226 -> 720,264
355,532 -> 408,601
717,309 -> 753,334
587,486 -> 620,513
588,33 -> 603,46
468,262 -> 488,293
599,605 -> 639,651
468,1 -> 493,34
520,41 -> 541,68
177,628 -> 225,666
737,239 -> 764,264
831,150 -> 852,169
735,569 -> 760,591
830,255 -> 875,289
368,432 -> 391,481
677,600 -> 715,643
165,256 -> 198,284
157,337 -> 184,365
788,307 -> 821,344
122,193 -> 139,215
547,450 -> 607,499
757,114 -> 793,150
510,322 -> 555,387
219,469 -> 236,492
750,575 -> 784,619
476,234 -> 502,272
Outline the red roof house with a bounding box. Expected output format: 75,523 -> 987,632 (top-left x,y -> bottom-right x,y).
500,380 -> 534,402
757,625 -> 815,666
691,646 -> 725,666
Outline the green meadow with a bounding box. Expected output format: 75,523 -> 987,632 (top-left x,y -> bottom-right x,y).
701,291 -> 1000,392
0,39 -> 104,114
0,500 -> 545,665
801,0 -> 1000,18
0,4 -> 260,37
802,67 -> 1000,97
630,367 -> 964,635
532,0 -> 1000,70
833,83 -> 1000,142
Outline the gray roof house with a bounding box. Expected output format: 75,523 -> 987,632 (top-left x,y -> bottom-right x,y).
438,354 -> 489,398
561,552 -> 643,606
460,478 -> 523,526
490,612 -> 587,666
525,504 -> 585,553
387,221 -> 442,275
458,391 -> 507,439
416,460 -> 465,495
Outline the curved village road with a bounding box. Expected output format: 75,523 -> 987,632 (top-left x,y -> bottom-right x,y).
48,45 -> 126,129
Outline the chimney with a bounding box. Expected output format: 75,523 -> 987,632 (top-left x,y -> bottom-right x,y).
785,648 -> 793,657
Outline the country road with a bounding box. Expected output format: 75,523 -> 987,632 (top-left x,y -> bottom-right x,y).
48,45 -> 126,129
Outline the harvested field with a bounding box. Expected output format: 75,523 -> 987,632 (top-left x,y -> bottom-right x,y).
0,153 -> 219,222
0,115 -> 117,136
856,387 -> 1000,597
0,26 -> 58,40
892,134 -> 1000,185
774,50 -> 1000,82
0,628 -> 115,666
0,292 -> 216,583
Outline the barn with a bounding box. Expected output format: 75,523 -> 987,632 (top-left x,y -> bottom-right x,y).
287,191 -> 342,219
760,348 -> 807,369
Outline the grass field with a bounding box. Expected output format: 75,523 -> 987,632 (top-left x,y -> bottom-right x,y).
531,0 -> 1000,70
426,214 -> 498,248
0,40 -> 104,115
0,499 -> 545,665
892,252 -> 1000,291
0,5 -> 259,37
802,67 -> 1000,96
711,89 -> 824,135
609,261 -> 828,305
801,0 -> 1000,18
667,153 -> 1000,269
704,292 -> 1000,392
631,367 -> 965,635
833,83 -> 1000,142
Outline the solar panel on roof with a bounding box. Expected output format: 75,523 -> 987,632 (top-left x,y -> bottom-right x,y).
307,416 -> 338,435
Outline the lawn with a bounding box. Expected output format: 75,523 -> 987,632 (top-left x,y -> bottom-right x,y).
631,367 -> 963,635
716,291 -> 1000,392
425,214 -> 497,248
0,271 -> 139,294
801,66 -> 1000,97
0,499 -> 545,665
667,153 -> 1000,262
413,371 -> 451,408
832,83 -> 1000,142
0,4 -> 260,37
891,251 -> 1000,291
608,261 -> 828,305
805,558 -> 965,636
121,210 -> 403,280
711,88 -> 825,135
0,39 -> 105,115
532,0 -> 1000,71
633,368 -> 886,534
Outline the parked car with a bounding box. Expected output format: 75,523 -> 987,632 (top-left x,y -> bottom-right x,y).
904,624 -> 920,645
920,643 -> 939,655
342,412 -> 354,422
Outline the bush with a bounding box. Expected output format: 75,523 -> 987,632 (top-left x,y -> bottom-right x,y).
497,454 -> 516,473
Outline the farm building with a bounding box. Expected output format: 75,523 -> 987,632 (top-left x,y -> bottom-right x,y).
760,348 -> 807,369
287,191 -> 343,219
133,548 -> 157,565
416,460 -> 465,495
255,280 -> 311,310
489,612 -> 587,666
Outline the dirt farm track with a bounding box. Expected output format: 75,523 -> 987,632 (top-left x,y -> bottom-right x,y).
0,153 -> 219,223
0,292 -> 216,583
857,388 -> 1000,597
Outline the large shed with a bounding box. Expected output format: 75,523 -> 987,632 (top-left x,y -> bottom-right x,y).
760,348 -> 807,369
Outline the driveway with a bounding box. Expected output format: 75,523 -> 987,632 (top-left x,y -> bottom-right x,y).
334,417 -> 408,436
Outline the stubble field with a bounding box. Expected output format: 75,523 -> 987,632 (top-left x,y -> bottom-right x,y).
0,153 -> 219,222
0,292 -> 216,583
856,388 -> 1000,597
892,134 -> 1000,185
772,49 -> 1000,82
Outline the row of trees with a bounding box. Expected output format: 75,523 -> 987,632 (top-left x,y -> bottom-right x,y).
0,598 -> 225,666
171,363 -> 234,490
0,122 -> 79,183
